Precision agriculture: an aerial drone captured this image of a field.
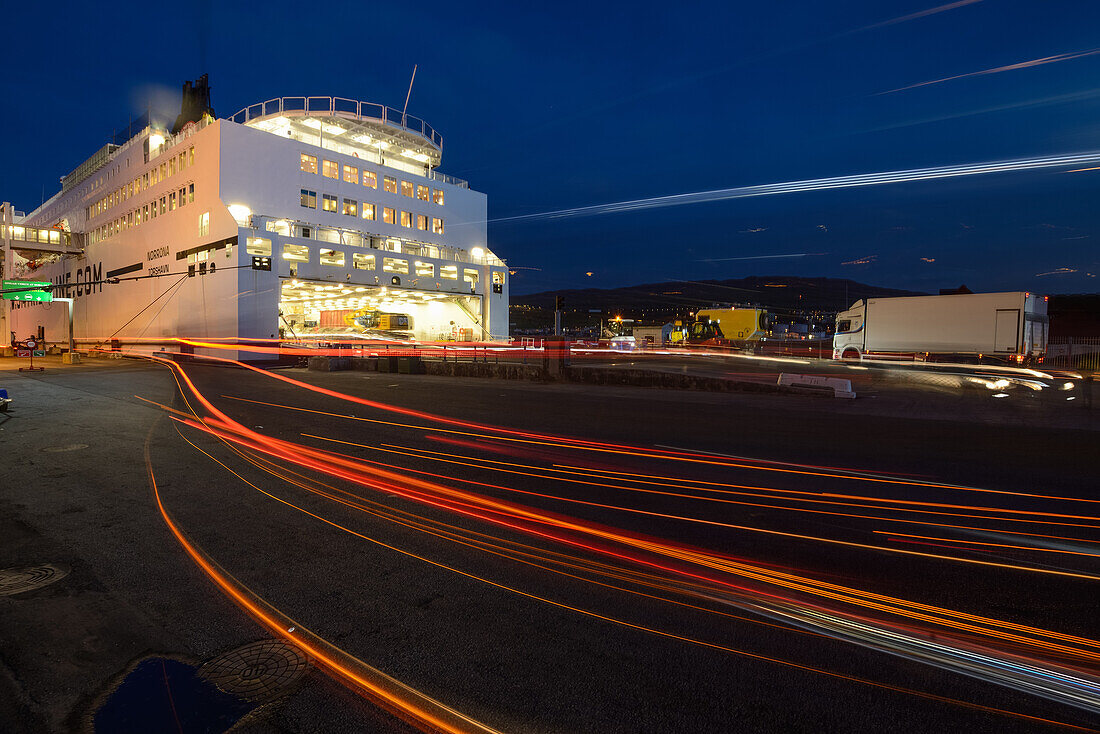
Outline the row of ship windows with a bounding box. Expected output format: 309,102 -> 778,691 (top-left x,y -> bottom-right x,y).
247,238 -> 490,281
300,189 -> 444,234
300,154 -> 444,205
87,146 -> 196,220
87,184 -> 197,245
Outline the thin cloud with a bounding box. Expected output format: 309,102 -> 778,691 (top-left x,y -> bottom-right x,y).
697,253 -> 821,263
879,48 -> 1100,95
857,0 -> 983,32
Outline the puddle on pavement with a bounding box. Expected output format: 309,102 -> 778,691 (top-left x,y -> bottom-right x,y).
94,656 -> 254,733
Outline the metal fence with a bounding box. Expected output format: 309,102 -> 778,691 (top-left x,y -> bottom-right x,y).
1047,336 -> 1100,371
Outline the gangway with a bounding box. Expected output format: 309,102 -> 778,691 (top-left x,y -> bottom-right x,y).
1,202 -> 85,352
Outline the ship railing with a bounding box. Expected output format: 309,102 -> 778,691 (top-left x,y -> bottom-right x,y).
228,96 -> 444,152
427,170 -> 469,189
254,216 -> 502,267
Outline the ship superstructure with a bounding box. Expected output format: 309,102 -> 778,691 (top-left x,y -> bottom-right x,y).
1,78 -> 508,359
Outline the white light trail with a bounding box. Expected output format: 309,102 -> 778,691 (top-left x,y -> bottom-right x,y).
489,150 -> 1100,225
698,253 -> 820,262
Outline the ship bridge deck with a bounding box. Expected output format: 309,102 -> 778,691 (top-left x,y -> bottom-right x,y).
231,96 -> 445,171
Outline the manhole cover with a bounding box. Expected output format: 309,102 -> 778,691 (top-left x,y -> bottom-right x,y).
199,639 -> 309,702
0,564 -> 69,596
41,444 -> 88,453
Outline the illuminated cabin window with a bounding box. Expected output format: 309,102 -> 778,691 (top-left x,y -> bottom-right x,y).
188,183 -> 194,203
363,170 -> 377,189
169,158 -> 176,177
160,196 -> 166,215
353,253 -> 375,270
416,214 -> 427,231
283,243 -> 309,262
342,198 -> 357,216
415,261 -> 435,277
432,188 -> 444,205
247,237 -> 272,256
300,189 -> 317,208
168,192 -> 177,210
400,211 -> 412,228
265,220 -> 291,235
464,269 -> 479,286
189,147 -> 195,166
322,160 -> 339,179
382,207 -> 395,224
198,211 -> 209,236
440,264 -> 458,280
300,154 -> 318,173
417,185 -> 429,201
492,271 -> 506,285
383,176 -> 397,193
383,257 -> 408,274
319,249 -> 345,267
432,218 -> 443,235
343,165 -> 358,183
401,180 -> 414,197
361,203 -> 376,221
322,194 -> 337,212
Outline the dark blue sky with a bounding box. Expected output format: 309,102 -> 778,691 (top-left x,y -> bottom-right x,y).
5,1 -> 1100,295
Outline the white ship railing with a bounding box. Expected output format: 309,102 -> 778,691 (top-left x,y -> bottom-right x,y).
228,97 -> 444,153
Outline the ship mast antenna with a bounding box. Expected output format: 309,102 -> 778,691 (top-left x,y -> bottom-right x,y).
401,64 -> 418,126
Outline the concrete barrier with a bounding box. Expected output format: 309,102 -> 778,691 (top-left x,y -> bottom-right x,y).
567,367 -> 779,394
424,361 -> 547,381
777,373 -> 856,399
308,356 -> 350,372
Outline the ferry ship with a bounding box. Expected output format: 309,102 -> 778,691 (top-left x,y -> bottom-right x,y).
1,76 -> 509,360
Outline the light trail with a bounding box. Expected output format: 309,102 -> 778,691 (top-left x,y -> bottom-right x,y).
140,354 -> 1100,724
288,434 -> 1100,582
211,390 -> 1004,494
163,400 -> 1100,664
379,442 -> 1100,523
878,531 -> 1100,558
145,439 -> 504,734
482,151 -> 1100,224
162,415 -> 1097,730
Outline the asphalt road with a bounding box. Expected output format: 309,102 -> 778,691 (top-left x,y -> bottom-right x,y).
1,355 -> 1098,733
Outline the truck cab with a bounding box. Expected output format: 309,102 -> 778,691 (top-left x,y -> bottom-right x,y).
832,300 -> 865,360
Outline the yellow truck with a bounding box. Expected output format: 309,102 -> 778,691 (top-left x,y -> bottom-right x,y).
670,308 -> 769,345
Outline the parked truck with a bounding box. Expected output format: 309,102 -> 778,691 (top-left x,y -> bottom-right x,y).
832,292 -> 1048,364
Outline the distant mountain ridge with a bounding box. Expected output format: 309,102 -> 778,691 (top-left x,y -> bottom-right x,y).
512,276 -> 925,313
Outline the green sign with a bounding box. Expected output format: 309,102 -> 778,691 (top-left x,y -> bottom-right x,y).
1,280 -> 52,302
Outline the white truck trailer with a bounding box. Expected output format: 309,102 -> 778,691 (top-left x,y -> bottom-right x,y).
832,292 -> 1048,364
